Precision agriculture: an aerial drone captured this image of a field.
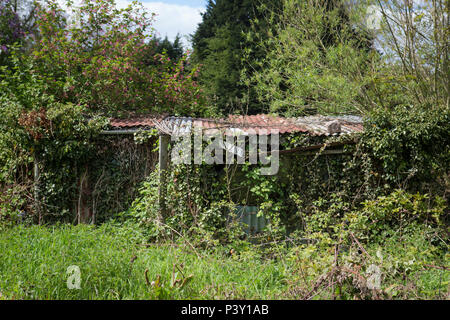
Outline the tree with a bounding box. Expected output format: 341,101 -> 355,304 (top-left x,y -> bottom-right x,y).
146,34 -> 185,63
246,0 -> 377,116
26,0 -> 204,116
0,0 -> 40,61
370,0 -> 449,108
0,0 -> 24,65
0,0 -> 210,221
192,0 -> 282,115
247,0 -> 449,115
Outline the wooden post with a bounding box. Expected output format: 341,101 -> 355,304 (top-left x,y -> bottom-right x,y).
158,134 -> 170,220
33,152 -> 42,225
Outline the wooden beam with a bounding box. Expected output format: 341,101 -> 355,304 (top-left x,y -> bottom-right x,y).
277,140 -> 357,155
297,149 -> 346,156
257,140 -> 356,157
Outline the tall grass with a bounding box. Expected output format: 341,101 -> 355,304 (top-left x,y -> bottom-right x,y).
0,224 -> 287,299
0,223 -> 447,300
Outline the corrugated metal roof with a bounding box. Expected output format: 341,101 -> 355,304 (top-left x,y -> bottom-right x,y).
109,114 -> 363,136
109,118 -> 155,128
295,115 -> 363,136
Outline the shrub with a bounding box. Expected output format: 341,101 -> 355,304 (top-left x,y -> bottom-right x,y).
124,165 -> 246,246
360,105 -> 450,195
282,189 -> 448,299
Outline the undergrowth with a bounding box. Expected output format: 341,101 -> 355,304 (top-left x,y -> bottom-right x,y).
0,223 -> 287,300
0,193 -> 448,301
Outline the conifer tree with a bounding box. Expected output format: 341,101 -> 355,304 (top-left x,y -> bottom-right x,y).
192,0 -> 282,115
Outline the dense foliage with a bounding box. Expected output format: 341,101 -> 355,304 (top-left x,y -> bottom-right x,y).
0,0 -> 209,225
0,53 -> 107,223
147,34 -> 185,63
0,204 -> 447,299
361,105 -> 450,194
192,0 -> 282,114
30,0 -> 204,115
245,0 -> 377,115
246,0 -> 449,115
0,0 -> 448,300
0,0 -> 24,65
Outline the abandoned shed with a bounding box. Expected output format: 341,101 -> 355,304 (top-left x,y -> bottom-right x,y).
30,113 -> 365,229
89,114 -> 364,233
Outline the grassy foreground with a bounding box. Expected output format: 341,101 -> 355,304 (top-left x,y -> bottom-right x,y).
0,224 -> 287,299
0,223 -> 448,300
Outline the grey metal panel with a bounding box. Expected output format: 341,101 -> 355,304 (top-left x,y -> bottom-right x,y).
235,206 -> 266,235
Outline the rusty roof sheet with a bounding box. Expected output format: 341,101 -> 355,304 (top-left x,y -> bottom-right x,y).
110,118 -> 156,128
295,115 -> 363,136
109,114 -> 363,136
